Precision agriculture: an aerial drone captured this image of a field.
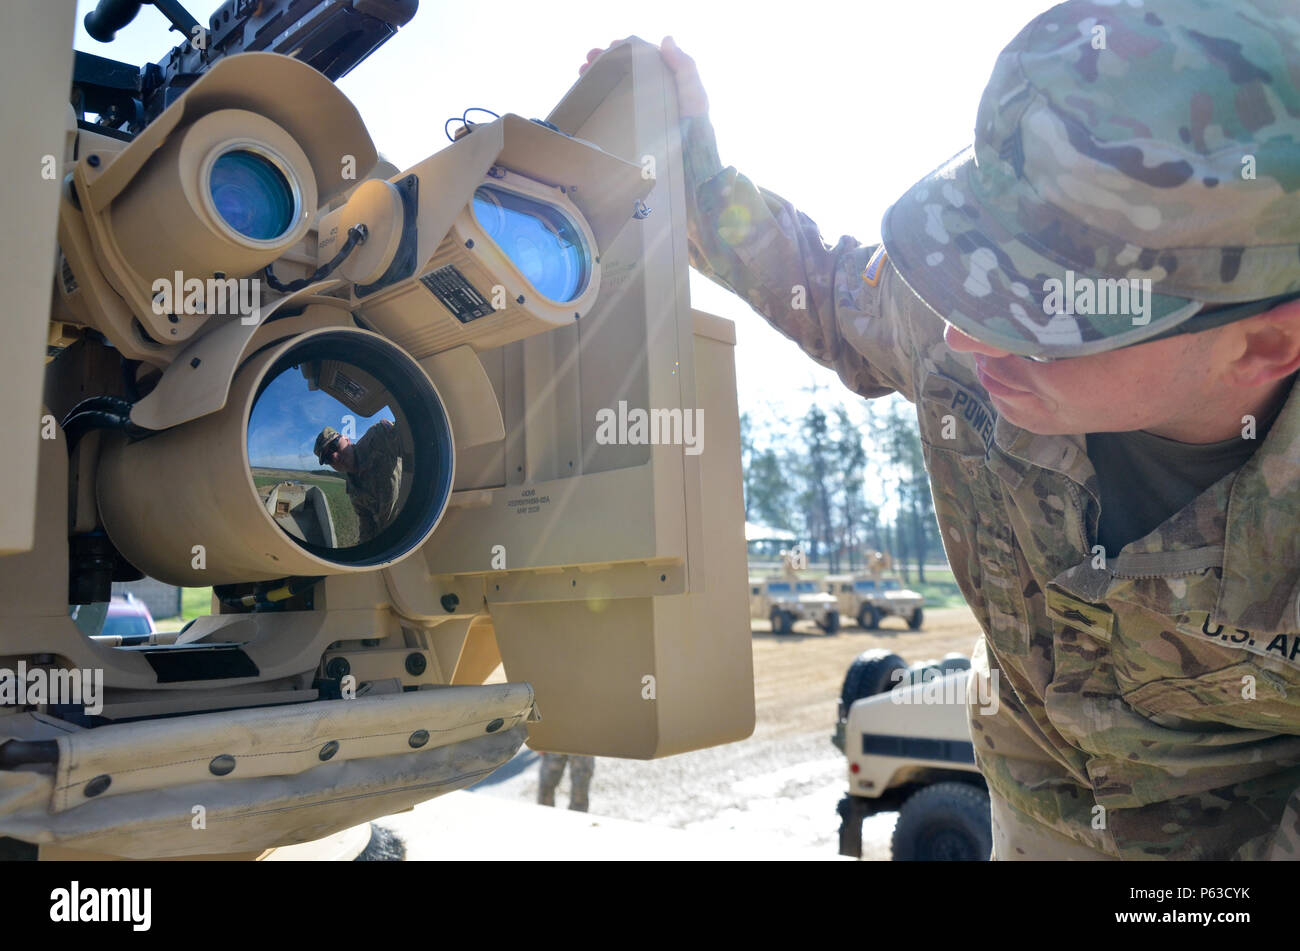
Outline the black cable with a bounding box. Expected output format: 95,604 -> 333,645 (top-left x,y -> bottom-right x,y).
61,409 -> 135,453
445,106 -> 501,141
61,395 -> 145,454
64,395 -> 134,419
263,224 -> 368,294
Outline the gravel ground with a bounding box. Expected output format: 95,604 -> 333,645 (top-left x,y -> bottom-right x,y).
468,605 -> 984,859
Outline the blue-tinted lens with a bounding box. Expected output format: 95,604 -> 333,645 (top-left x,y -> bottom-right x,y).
210,150 -> 295,241
472,186 -> 588,302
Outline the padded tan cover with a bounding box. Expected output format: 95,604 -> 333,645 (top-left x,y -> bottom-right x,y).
0,685 -> 534,857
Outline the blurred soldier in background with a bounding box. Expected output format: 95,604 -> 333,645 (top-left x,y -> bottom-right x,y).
584,0 -> 1300,859
538,752 -> 595,812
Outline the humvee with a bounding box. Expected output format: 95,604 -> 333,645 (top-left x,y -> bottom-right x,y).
258,480 -> 340,547
749,577 -> 840,634
825,574 -> 925,630
831,649 -> 991,861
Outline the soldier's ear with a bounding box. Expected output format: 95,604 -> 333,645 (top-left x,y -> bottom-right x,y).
1223,300 -> 1300,388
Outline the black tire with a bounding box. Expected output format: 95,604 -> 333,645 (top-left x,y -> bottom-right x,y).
857,603 -> 881,630
908,607 -> 924,630
937,654 -> 971,673
819,610 -> 840,634
891,782 -> 991,861
770,608 -> 794,635
900,657 -> 968,690
838,649 -> 907,719
898,661 -> 940,689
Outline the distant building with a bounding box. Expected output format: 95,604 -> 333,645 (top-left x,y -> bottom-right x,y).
745,522 -> 799,560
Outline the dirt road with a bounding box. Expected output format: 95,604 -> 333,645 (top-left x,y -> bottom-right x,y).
468,605 -> 984,858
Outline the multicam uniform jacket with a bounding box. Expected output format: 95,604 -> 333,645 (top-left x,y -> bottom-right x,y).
681,117 -> 1300,860
346,419 -> 403,541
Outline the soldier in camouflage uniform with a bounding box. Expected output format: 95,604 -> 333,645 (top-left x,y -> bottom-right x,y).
537,752 -> 595,812
314,420 -> 404,541
586,0 -> 1300,858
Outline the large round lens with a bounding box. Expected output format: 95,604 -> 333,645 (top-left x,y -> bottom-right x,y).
246,334 -> 454,564
472,185 -> 588,302
210,149 -> 296,241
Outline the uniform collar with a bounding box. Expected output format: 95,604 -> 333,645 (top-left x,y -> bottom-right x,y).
994,416 -> 1088,478
991,414 -> 1100,509
1046,378 -> 1300,635
985,374 -> 1300,634
1217,376 -> 1300,633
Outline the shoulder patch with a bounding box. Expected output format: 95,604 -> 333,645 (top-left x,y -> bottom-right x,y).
925,372 -> 997,456
862,246 -> 888,287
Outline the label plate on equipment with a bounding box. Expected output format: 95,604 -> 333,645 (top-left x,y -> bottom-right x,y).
420,265 -> 495,323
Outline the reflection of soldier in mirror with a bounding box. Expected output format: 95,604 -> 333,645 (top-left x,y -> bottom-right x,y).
314,420 -> 403,541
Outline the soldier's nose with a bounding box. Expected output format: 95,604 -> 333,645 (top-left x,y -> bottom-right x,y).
944,322 -> 1013,358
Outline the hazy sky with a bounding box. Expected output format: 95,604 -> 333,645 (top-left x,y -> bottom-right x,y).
73,0 -> 1055,488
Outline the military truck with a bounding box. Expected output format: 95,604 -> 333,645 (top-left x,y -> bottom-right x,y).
825,573 -> 925,630
258,480 -> 340,548
831,649 -> 991,861
749,577 -> 840,634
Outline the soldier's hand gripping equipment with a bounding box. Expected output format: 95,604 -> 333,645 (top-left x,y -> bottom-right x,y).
0,0 -> 754,858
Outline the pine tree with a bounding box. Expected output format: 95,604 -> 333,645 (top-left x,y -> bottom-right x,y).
833,405 -> 867,570
799,402 -> 837,570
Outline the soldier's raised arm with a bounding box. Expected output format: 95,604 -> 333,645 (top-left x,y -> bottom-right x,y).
583,38 -> 934,403
357,508 -> 378,542
367,417 -> 401,456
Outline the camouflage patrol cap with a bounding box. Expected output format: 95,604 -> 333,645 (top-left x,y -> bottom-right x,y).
881,0 -> 1300,359
314,426 -> 341,463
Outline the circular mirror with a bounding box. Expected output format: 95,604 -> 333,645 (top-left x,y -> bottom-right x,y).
246,332 -> 453,565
